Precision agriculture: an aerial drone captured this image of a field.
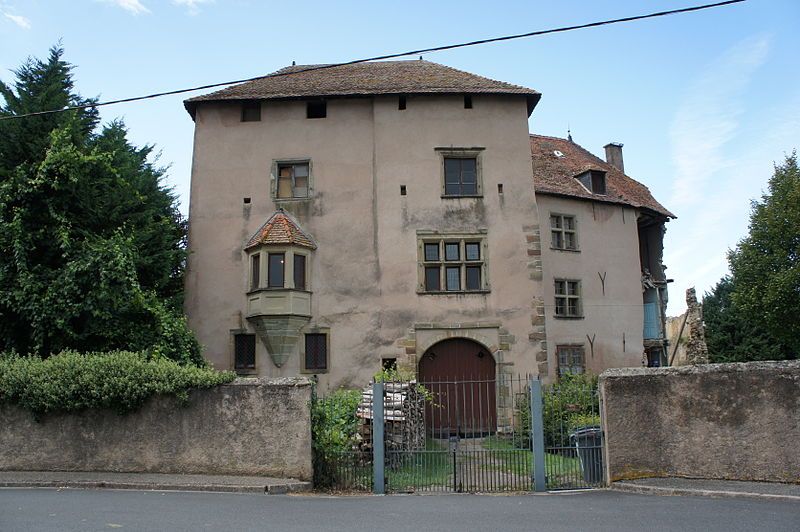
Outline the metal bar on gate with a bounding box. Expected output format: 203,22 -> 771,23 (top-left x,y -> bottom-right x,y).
373,382 -> 385,495
529,378 -> 546,492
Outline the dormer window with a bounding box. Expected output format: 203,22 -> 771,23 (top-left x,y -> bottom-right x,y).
575,169 -> 607,195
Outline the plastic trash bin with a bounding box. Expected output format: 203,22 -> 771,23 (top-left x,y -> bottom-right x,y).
570,426 -> 604,485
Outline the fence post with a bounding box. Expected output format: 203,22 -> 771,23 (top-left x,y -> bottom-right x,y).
372,381 -> 385,495
529,377 -> 546,492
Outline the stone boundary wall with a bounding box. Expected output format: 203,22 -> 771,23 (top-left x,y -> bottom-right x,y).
600,361 -> 800,484
0,377 -> 312,481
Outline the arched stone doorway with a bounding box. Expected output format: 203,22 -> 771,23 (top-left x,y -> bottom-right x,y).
418,338 -> 496,437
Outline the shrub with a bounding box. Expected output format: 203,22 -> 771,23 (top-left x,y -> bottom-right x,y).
543,373 -> 599,448
512,373 -> 599,449
311,388 -> 362,488
0,350 -> 235,418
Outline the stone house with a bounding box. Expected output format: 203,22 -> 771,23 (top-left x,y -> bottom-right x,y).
182,60 -> 673,394
530,134 -> 675,373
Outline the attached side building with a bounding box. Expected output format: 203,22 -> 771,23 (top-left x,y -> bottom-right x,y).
531,134 -> 675,374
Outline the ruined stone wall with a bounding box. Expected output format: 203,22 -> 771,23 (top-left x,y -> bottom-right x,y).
0,378 -> 312,481
600,362 -> 800,483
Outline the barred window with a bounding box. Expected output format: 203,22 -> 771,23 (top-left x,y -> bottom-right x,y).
554,279 -> 582,317
234,333 -> 256,371
305,333 -> 328,371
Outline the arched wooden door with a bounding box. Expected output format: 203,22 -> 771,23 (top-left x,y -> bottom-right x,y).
418,338 -> 496,437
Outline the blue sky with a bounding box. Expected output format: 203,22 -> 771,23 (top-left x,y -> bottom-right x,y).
2,0 -> 798,314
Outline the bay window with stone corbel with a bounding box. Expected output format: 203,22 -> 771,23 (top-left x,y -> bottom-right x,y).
243,211 -> 316,369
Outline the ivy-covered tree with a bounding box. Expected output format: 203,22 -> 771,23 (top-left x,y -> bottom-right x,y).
727,153 -> 799,359
0,46 -> 200,364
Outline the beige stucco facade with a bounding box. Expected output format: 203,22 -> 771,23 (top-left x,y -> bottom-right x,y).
185,94 -> 547,390
537,194 -> 647,375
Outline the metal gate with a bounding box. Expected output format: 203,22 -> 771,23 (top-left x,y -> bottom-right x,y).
311,374 -> 605,493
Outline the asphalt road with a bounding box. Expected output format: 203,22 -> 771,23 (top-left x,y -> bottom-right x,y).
1,488 -> 798,531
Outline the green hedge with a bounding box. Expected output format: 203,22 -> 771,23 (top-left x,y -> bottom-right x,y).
0,350 -> 236,417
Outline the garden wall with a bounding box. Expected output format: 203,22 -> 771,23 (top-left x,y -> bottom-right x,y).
599,361 -> 800,483
0,377 -> 312,481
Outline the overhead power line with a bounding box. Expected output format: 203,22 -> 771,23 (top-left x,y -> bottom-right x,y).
0,0 -> 746,122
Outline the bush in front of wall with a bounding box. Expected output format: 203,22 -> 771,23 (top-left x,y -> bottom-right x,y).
311,387 -> 363,489
0,350 -> 236,418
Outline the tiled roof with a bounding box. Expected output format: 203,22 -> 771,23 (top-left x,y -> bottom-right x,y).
530,134 -> 675,218
245,210 -> 317,250
185,60 -> 540,117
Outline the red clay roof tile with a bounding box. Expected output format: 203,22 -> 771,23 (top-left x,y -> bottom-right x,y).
531,134 -> 675,218
185,60 -> 540,117
245,210 -> 316,250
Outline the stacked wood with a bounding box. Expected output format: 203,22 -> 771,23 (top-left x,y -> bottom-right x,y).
356,382 -> 426,459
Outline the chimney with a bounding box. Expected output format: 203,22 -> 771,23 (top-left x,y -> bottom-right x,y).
604,142 -> 624,173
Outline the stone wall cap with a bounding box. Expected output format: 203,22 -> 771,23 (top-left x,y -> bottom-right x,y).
230,377 -> 313,387
600,360 -> 800,380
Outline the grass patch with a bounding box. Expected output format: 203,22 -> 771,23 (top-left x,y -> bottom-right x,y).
387,439 -> 451,491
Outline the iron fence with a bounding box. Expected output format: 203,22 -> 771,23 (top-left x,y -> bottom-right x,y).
311,373 -> 604,493
542,374 -> 604,490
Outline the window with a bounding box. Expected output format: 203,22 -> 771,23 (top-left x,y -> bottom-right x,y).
382,358 -> 397,371
436,147 -> 484,197
464,95 -> 473,109
251,253 -> 260,289
575,170 -> 607,195
554,279 -> 582,317
268,253 -> 285,288
276,162 -> 309,199
557,345 -> 585,376
398,96 -> 407,110
234,333 -> 256,371
444,157 -> 478,196
305,333 -> 327,371
419,235 -> 487,293
294,253 -> 306,290
550,214 -> 578,250
307,100 -> 326,119
241,101 -> 261,122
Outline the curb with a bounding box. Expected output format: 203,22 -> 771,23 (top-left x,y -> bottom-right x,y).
0,480 -> 312,495
611,482 -> 800,502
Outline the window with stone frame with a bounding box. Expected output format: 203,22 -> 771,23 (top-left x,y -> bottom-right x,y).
250,253 -> 260,289
436,147 -> 484,197
304,333 -> 328,371
556,345 -> 585,376
275,161 -> 310,199
550,214 -> 578,251
554,279 -> 582,317
268,252 -> 285,288
419,233 -> 488,293
234,333 -> 256,371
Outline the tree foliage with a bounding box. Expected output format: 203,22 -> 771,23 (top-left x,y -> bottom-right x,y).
703,277 -> 788,362
0,45 -> 199,363
703,154 -> 799,361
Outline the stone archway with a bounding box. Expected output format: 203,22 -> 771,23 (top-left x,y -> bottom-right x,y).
418,338 -> 496,437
